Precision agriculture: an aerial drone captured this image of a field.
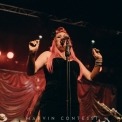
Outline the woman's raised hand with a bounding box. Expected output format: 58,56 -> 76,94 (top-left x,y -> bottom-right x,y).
29,40 -> 40,53
92,48 -> 102,60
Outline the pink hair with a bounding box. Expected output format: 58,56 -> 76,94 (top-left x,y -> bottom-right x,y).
46,27 -> 83,81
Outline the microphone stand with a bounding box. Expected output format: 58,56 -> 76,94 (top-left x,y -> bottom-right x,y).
65,40 -> 71,122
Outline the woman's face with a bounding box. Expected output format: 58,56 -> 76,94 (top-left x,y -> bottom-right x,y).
55,32 -> 69,52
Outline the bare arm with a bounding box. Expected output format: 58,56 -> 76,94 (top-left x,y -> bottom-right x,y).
90,48 -> 102,80
26,40 -> 40,75
80,48 -> 102,81
35,51 -> 51,73
26,40 -> 51,75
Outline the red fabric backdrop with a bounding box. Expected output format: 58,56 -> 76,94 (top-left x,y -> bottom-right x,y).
0,69 -> 116,122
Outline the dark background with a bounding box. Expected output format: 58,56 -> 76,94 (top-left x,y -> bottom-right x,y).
0,0 -> 122,114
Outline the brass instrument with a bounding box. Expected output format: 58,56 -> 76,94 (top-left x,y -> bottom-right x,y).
97,101 -> 122,122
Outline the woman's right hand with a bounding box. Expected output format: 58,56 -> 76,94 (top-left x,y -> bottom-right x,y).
29,40 -> 40,53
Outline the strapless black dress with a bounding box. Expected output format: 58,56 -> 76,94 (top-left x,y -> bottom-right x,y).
39,58 -> 80,122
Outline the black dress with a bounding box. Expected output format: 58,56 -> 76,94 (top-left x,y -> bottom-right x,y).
39,58 -> 80,122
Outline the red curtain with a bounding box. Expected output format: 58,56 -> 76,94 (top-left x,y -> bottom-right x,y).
77,80 -> 116,122
0,69 -> 116,122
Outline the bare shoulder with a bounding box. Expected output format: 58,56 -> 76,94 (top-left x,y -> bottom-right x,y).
38,51 -> 51,59
41,51 -> 51,56
35,51 -> 51,68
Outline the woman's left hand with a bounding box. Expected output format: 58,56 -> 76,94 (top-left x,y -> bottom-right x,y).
92,48 -> 102,59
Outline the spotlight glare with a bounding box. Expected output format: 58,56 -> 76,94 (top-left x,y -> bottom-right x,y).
7,52 -> 14,59
91,40 -> 95,44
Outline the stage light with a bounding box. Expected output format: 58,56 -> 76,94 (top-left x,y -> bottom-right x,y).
91,40 -> 95,44
7,52 -> 14,59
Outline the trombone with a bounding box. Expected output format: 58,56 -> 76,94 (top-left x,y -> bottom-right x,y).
97,101 -> 122,122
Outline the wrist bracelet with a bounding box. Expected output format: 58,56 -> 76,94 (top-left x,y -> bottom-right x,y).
95,58 -> 103,62
95,58 -> 103,66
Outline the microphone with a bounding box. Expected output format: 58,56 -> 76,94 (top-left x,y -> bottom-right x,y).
65,38 -> 71,57
60,36 -> 69,46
